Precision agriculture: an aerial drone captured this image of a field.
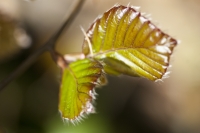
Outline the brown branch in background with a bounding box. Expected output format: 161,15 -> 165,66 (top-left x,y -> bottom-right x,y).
47,0 -> 85,49
0,0 -> 85,90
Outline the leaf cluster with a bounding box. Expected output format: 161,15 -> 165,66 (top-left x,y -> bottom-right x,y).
59,5 -> 178,123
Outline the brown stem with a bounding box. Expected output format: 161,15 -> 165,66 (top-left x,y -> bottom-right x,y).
0,0 -> 85,90
48,48 -> 68,69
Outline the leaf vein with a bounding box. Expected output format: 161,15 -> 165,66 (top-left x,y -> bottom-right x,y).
99,10 -> 112,52
136,50 -> 167,67
128,51 -> 162,76
117,52 -> 157,79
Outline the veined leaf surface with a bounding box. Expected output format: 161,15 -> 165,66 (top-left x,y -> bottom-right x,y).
82,5 -> 178,81
59,59 -> 105,123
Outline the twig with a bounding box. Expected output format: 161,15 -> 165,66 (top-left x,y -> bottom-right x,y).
47,0 -> 85,49
0,0 -> 85,90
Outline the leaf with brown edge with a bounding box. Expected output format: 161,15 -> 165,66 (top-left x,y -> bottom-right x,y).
59,59 -> 106,124
82,5 -> 178,81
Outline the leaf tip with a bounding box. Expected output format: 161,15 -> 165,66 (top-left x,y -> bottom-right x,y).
59,100 -> 96,125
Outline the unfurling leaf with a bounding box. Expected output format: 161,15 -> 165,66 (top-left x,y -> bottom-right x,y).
58,4 -> 178,124
82,5 -> 178,81
59,59 -> 106,123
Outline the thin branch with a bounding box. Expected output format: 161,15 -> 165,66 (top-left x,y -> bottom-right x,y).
0,45 -> 47,90
47,0 -> 85,49
0,0 -> 85,90
48,48 -> 68,70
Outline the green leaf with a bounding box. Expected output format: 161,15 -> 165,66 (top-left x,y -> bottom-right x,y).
82,5 -> 178,81
59,59 -> 106,123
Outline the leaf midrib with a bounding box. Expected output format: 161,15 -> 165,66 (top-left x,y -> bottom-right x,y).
93,46 -> 163,57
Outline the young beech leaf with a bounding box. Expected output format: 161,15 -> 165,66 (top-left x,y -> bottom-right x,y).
82,5 -> 178,81
59,59 -> 106,123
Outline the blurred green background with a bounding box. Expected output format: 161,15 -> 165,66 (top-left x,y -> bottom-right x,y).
0,0 -> 200,133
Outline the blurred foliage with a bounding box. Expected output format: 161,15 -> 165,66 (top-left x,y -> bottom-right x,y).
0,11 -> 31,62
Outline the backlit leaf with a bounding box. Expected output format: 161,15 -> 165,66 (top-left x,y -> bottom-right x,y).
82,5 -> 178,81
59,59 -> 106,123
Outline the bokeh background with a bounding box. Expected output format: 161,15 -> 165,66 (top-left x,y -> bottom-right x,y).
0,0 -> 200,133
